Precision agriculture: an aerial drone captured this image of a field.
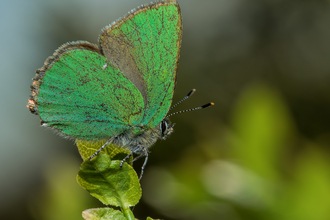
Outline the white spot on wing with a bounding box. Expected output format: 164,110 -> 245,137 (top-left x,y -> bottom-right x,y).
102,63 -> 108,70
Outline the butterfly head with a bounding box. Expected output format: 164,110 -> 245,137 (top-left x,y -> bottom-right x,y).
160,118 -> 175,140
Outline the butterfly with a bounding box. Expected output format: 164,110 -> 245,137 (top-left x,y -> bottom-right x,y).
27,0 -> 213,178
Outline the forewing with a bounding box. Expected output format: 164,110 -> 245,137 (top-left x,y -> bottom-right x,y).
99,0 -> 182,129
28,41 -> 145,140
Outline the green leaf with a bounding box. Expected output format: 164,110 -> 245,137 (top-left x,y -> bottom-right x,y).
82,208 -> 126,220
77,153 -> 141,207
76,139 -> 131,161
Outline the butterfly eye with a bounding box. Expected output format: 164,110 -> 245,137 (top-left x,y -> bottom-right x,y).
161,120 -> 167,135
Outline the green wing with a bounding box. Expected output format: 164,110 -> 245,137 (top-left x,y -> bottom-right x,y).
98,0 -> 182,129
29,42 -> 145,140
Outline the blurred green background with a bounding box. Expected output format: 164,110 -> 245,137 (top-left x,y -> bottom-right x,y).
1,0 -> 330,219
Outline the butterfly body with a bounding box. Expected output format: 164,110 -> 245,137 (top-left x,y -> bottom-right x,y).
108,118 -> 173,153
28,1 -> 182,158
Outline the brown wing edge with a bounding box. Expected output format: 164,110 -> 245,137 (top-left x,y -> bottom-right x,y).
27,41 -> 101,117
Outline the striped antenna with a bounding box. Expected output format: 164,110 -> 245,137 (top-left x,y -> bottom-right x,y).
169,89 -> 196,111
165,102 -> 214,119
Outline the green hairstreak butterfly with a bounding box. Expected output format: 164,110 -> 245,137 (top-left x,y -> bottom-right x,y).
28,0 -> 213,178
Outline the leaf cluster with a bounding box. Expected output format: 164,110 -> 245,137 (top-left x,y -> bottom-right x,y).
76,140 -> 157,220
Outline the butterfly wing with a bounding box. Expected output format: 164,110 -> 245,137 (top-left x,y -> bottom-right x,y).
98,0 -> 182,129
28,41 -> 145,140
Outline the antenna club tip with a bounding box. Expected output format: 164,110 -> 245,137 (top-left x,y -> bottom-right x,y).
201,102 -> 214,108
187,89 -> 196,97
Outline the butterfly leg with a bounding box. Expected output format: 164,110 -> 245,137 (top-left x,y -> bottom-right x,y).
130,152 -> 145,163
120,150 -> 136,168
88,136 -> 117,160
139,147 -> 148,180
119,146 -> 148,180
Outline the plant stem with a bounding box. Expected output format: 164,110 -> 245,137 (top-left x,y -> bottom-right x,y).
121,206 -> 135,220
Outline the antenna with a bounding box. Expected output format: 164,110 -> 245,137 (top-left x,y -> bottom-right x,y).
169,89 -> 196,111
165,102 -> 214,119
